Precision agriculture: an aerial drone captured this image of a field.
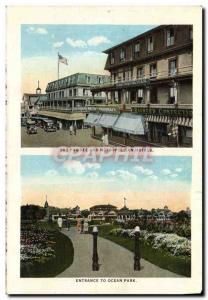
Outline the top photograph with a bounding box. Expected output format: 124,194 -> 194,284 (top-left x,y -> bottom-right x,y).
21,24 -> 193,148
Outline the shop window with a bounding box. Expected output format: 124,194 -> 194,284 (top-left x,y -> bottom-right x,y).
150,63 -> 157,78
147,36 -> 153,52
169,59 -> 177,76
166,28 -> 175,46
120,48 -> 126,61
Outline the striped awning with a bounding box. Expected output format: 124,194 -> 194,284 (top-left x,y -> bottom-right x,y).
146,115 -> 193,128
113,113 -> 145,135
38,110 -> 86,121
96,113 -> 119,128
84,113 -> 101,126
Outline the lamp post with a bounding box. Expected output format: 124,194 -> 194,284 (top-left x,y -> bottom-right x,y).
92,226 -> 99,271
134,226 -> 141,271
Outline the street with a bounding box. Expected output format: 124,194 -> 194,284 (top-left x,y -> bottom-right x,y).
21,126 -> 102,147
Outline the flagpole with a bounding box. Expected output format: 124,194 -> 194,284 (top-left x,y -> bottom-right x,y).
57,52 -> 59,80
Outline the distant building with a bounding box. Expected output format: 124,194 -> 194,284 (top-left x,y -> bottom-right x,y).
88,204 -> 117,222
39,73 -> 110,129
117,205 -> 135,222
22,81 -> 47,117
44,195 -> 50,220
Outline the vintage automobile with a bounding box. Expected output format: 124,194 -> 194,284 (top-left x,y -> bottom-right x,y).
21,116 -> 28,127
26,120 -> 37,134
43,119 -> 57,132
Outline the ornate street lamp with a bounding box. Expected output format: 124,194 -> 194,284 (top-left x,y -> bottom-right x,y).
134,226 -> 141,271
92,226 -> 99,271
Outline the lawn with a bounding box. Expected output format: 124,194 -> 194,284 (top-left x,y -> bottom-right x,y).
97,225 -> 191,277
21,221 -> 74,277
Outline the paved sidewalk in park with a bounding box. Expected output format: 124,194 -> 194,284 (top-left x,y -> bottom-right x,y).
57,227 -> 182,278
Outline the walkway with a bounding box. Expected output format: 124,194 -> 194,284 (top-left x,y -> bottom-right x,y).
57,227 -> 181,277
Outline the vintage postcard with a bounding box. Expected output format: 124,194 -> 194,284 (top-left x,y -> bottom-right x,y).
6,6 -> 202,295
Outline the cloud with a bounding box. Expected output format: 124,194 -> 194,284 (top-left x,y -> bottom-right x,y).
175,168 -> 182,173
150,175 -> 158,180
26,27 -> 48,35
53,41 -> 64,48
45,170 -> 58,177
65,36 -> 111,48
63,160 -> 86,175
134,166 -> 154,176
107,170 -> 137,181
66,38 -> 87,48
161,169 -> 172,175
87,172 -> 98,179
169,174 -> 178,178
84,162 -> 101,170
87,36 -> 111,46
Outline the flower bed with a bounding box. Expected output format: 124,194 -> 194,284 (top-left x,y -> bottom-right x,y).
20,224 -> 56,262
109,228 -> 191,257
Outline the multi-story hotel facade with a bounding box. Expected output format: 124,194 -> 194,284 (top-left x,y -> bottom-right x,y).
90,25 -> 193,147
38,73 -> 110,129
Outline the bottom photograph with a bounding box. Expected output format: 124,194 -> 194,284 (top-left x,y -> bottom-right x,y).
20,155 -> 192,278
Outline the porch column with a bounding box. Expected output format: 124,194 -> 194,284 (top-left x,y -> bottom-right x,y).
174,81 -> 178,104
146,87 -> 150,104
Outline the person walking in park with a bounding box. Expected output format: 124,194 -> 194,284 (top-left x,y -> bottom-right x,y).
57,214 -> 63,231
80,219 -> 84,234
83,219 -> 89,234
66,218 -> 71,231
77,218 -> 81,233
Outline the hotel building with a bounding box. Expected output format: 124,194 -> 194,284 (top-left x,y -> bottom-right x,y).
89,25 -> 193,147
38,73 -> 110,129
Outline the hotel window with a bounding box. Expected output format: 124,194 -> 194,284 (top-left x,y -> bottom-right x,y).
137,67 -> 144,79
169,86 -> 177,104
150,63 -> 157,78
169,59 -> 177,76
189,27 -> 193,40
73,89 -> 77,96
147,36 -> 153,52
87,76 -> 90,84
120,48 -> 125,61
137,89 -> 143,103
134,42 -> 140,57
166,28 -> 174,46
110,53 -> 115,64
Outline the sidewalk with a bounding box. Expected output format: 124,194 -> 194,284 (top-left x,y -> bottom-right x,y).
57,227 -> 182,277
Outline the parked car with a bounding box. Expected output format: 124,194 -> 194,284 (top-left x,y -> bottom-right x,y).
26,120 -> 37,134
43,119 -> 57,132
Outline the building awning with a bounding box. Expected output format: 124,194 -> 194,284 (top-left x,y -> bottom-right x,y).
96,113 -> 119,128
84,113 -> 101,125
113,112 -> 145,135
38,110 -> 86,121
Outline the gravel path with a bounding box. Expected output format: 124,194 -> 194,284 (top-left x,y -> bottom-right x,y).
57,227 -> 181,278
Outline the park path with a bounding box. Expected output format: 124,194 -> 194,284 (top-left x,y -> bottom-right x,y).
57,227 -> 181,278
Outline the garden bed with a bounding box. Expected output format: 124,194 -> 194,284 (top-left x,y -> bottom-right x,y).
97,225 -> 191,277
20,221 -> 74,277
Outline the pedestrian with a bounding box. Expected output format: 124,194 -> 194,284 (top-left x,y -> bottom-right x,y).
67,218 -> 71,231
80,219 -> 84,234
69,124 -> 73,135
102,133 -> 109,146
57,214 -> 63,231
74,124 -> 77,135
83,219 -> 89,234
77,218 -> 81,233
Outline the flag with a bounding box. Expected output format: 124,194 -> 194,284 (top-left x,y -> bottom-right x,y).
58,53 -> 68,65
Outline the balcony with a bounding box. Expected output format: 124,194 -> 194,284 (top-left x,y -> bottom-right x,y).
91,65 -> 192,91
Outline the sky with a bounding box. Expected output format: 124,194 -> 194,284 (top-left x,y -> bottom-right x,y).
21,155 -> 192,212
21,24 -> 156,94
